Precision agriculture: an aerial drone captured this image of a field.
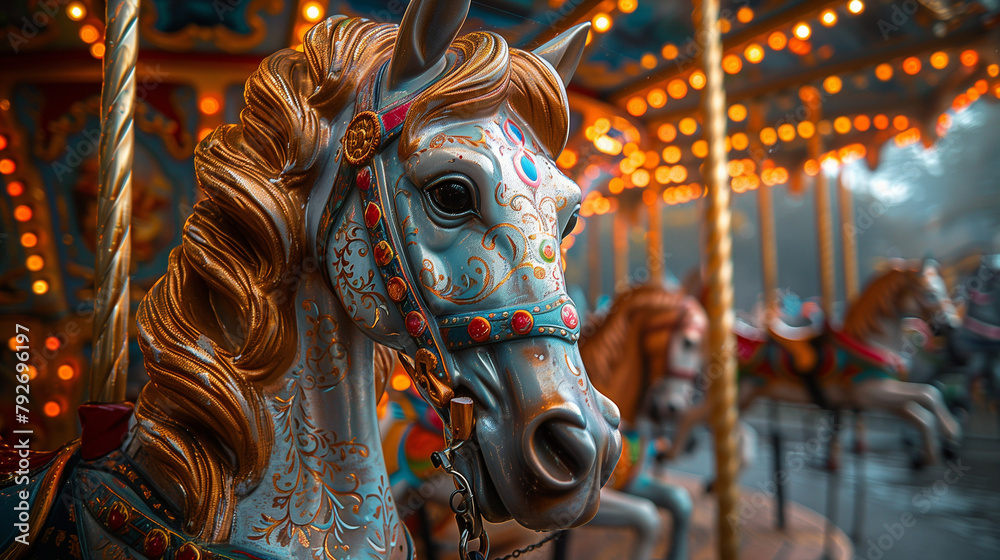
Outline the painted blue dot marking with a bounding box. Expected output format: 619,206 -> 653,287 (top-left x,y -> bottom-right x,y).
505,120 -> 524,145
520,154 -> 537,182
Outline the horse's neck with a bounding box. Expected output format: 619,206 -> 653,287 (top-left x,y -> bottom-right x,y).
850,300 -> 906,355
228,281 -> 406,559
583,300 -> 648,424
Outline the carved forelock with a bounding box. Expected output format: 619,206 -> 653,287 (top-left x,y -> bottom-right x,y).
133,15 -> 571,542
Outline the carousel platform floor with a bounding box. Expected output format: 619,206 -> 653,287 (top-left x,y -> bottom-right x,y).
556,472 -> 853,560
427,471 -> 851,560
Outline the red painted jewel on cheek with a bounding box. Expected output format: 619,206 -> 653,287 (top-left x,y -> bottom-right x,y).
468,317 -> 492,342
144,529 -> 168,558
107,503 -> 127,530
561,304 -> 579,329
406,311 -> 426,337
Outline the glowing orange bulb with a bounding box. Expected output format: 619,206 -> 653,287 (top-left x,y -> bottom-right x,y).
854,115 -> 871,132
902,57 -> 921,75
669,165 -> 688,183
804,159 -> 820,176
960,49 -> 978,67
728,104 -> 747,122
821,10 -> 837,26
640,53 -> 658,69
609,177 -> 624,193
692,140 -> 709,158
45,336 -> 60,351
90,42 -> 105,58
391,373 -> 411,392
793,23 -> 811,40
592,13 -> 612,33
668,79 -> 688,99
679,118 -> 698,136
657,124 -> 677,143
556,150 -> 577,169
79,24 -> 99,43
0,158 -> 15,174
26,255 -> 44,272
661,44 -> 678,60
67,2 -> 86,21
737,6 -> 753,23
797,121 -> 816,139
626,97 -> 647,116
57,364 -> 76,380
32,280 -> 48,294
822,75 -> 841,95
731,132 -> 749,151
0,134 -> 7,150
989,64 -> 999,77
875,63 -> 893,81
21,232 -> 37,248
662,146 -> 681,164
199,96 -> 221,115
777,123 -> 796,142
618,0 -> 638,14
768,31 -> 787,51
892,115 -> 908,131
302,2 -> 323,22
848,0 -> 865,14
723,54 -> 742,74
688,72 -> 706,90
44,401 -> 62,417
14,205 -> 32,222
759,127 -> 777,146
930,52 -> 949,69
7,180 -> 24,197
873,114 -> 889,130
647,88 -> 667,108
833,116 -> 852,134
742,44 -> 762,64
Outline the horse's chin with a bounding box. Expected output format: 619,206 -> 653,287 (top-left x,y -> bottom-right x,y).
458,437 -> 603,531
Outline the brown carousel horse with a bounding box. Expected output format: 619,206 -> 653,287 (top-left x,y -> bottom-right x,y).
0,2 -> 622,559
673,259 -> 963,468
380,284 -> 707,560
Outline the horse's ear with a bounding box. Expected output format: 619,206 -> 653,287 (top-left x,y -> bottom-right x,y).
386,0 -> 471,90
532,23 -> 590,86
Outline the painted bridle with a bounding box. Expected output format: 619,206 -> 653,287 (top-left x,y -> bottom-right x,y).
317,58 -> 581,560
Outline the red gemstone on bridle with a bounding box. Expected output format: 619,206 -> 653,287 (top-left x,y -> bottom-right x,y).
357,167 -> 372,190
468,317 -> 492,342
107,503 -> 128,530
561,304 -> 579,329
511,310 -> 534,335
364,202 -> 381,228
406,311 -> 426,337
144,529 -> 168,558
176,543 -> 202,560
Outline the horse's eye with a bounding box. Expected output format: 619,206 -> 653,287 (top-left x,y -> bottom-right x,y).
428,179 -> 475,216
561,207 -> 579,239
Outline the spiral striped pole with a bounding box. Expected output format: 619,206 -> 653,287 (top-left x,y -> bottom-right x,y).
805,89 -> 836,317
694,0 -> 740,558
91,0 -> 138,403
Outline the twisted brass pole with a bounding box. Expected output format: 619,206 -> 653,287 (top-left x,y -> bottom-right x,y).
806,92 -> 836,317
837,170 -> 859,304
588,216 -> 602,308
695,0 -> 740,558
92,0 -> 138,403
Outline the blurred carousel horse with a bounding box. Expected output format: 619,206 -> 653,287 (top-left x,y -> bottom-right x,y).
672,259 -> 963,469
0,3 -> 624,559
379,284 -> 708,560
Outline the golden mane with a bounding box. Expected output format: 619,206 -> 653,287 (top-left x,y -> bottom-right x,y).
842,265 -> 920,341
133,15 -> 571,542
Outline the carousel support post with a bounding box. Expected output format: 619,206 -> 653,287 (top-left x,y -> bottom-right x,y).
806,88 -> 836,318
588,215 -> 603,309
91,0 -> 138,403
695,0 -> 740,558
648,188 -> 664,284
613,208 -> 629,292
837,170 -> 859,303
752,100 -> 788,530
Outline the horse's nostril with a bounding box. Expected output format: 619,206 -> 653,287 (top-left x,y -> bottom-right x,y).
525,412 -> 598,491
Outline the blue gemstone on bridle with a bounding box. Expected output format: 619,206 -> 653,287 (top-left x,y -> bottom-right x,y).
519,154 -> 538,182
